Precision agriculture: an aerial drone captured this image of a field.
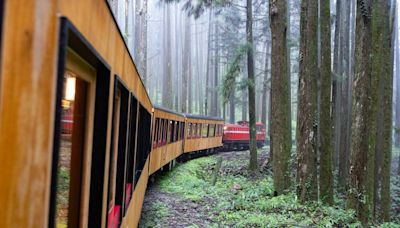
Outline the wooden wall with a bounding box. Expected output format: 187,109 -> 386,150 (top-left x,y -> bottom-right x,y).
0,0 -> 59,226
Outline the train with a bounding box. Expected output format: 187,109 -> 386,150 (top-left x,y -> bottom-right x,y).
222,121 -> 266,150
0,1 -> 224,227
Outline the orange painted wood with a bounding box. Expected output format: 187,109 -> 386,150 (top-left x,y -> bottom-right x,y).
0,0 -> 59,227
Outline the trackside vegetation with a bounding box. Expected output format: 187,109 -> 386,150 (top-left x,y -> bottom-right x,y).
140,149 -> 400,227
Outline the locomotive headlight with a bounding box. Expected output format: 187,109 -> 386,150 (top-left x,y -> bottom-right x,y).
223,126 -> 227,130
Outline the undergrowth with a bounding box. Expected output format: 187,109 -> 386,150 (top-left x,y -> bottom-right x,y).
155,154 -> 368,227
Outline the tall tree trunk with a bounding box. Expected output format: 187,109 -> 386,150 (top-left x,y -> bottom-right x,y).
261,42 -> 270,126
369,0 -> 384,218
332,0 -> 341,170
396,24 -> 400,147
286,0 -> 292,146
379,0 -> 393,221
296,0 -> 318,202
319,0 -> 333,205
212,20 -> 220,116
270,0 -> 292,194
247,0 -> 258,173
338,0 -> 351,192
162,4 -> 173,109
242,88 -> 248,121
188,17 -> 193,114
181,16 -> 191,113
134,0 -> 141,62
347,0 -> 372,224
139,0 -> 148,85
205,9 -> 213,116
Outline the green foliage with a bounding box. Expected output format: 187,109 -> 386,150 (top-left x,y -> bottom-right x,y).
221,43 -> 251,104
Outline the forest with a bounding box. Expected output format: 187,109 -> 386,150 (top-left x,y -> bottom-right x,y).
107,0 -> 400,226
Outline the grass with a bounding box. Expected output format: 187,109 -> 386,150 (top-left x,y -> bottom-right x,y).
140,201 -> 171,228
153,154 -> 366,227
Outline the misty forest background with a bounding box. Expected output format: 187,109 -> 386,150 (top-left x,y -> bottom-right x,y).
107,0 -> 400,226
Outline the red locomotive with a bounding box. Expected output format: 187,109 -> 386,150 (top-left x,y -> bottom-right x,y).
222,121 -> 266,150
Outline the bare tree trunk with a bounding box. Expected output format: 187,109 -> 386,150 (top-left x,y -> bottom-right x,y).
347,0 -> 372,224
338,0 -> 351,192
379,0 -> 393,221
212,19 -> 220,116
162,4 -> 173,109
319,0 -> 333,205
181,16 -> 191,113
139,0 -> 148,85
296,0 -> 318,202
247,0 -> 258,173
242,88 -> 247,121
188,16 -> 193,113
270,0 -> 292,194
396,29 -> 400,147
332,0 -> 341,170
261,42 -> 270,126
205,9 -> 213,116
134,0 -> 141,62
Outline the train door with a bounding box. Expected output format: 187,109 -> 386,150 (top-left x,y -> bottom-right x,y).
55,48 -> 96,227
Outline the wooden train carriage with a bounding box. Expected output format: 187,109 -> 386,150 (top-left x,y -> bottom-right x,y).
184,115 -> 224,153
0,0 -> 153,227
149,106 -> 185,175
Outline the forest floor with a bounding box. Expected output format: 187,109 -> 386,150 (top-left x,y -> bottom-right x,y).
140,147 -> 400,228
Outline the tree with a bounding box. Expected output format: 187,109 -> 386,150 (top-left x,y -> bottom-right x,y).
261,41 -> 270,126
347,0 -> 372,223
181,16 -> 191,113
247,0 -> 258,173
211,19 -> 220,117
139,0 -> 148,85
270,0 -> 292,194
162,4 -> 173,109
319,0 -> 333,205
378,0 -> 393,221
296,0 -> 318,202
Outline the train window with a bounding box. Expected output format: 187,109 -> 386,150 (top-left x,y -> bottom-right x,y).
125,95 -> 138,209
107,78 -> 130,227
187,123 -> 192,139
170,120 -> 175,143
164,119 -> 168,145
54,49 -> 96,228
153,118 -> 159,148
209,124 -> 215,137
166,120 -> 170,143
158,119 -> 163,145
197,124 -> 202,138
174,121 -> 178,142
202,124 -> 209,137
177,122 -> 181,140
182,122 -> 185,140
134,105 -> 152,185
160,119 -> 164,145
193,124 -> 196,138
